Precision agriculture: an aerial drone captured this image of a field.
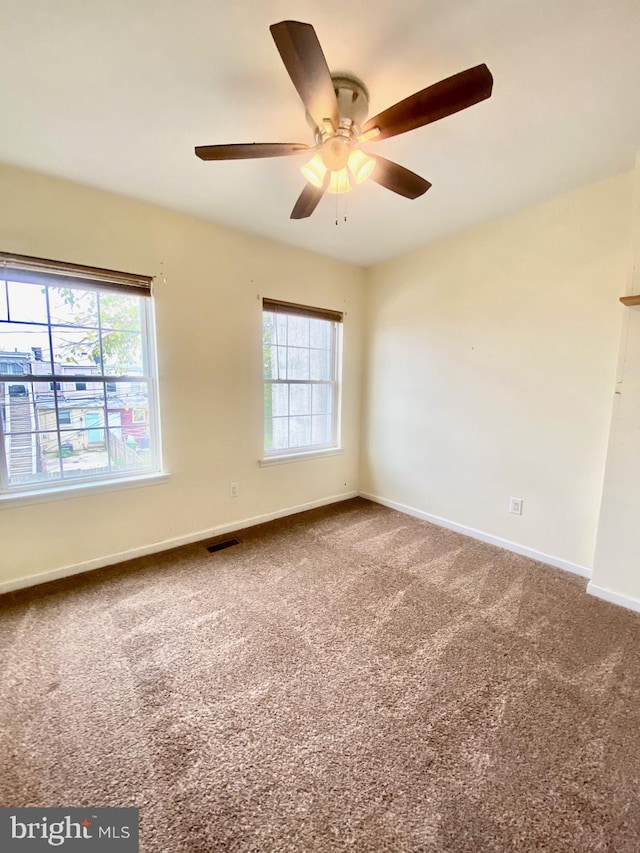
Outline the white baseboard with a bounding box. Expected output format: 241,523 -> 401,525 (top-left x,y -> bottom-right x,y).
0,491 -> 359,595
586,582 -> 640,614
359,491 -> 592,579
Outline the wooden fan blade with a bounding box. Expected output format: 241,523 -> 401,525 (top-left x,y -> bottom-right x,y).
195,143 -> 310,161
270,21 -> 339,131
370,156 -> 431,199
290,181 -> 327,219
363,64 -> 493,142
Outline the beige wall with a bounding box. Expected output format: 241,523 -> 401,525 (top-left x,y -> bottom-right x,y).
592,154 -> 640,605
360,173 -> 632,570
0,165 -> 365,588
2,162 -> 637,601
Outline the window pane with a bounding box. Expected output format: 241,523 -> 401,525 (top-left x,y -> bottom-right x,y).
271,384 -> 288,417
263,384 -> 272,430
290,383 -> 311,416
108,423 -> 150,472
262,312 -> 275,348
263,314 -> 275,379
98,292 -> 141,331
0,390 -> 64,485
271,417 -> 288,450
50,327 -> 101,373
48,286 -> 98,327
106,379 -> 147,415
264,414 -> 272,453
106,382 -> 151,471
40,430 -> 61,458
61,429 -> 109,478
312,384 -> 332,415
2,381 -> 36,433
7,280 -> 48,323
287,347 -> 309,380
312,415 -> 332,445
67,386 -> 106,428
5,430 -> 61,486
310,318 -> 330,349
0,323 -> 50,370
101,330 -> 143,375
287,315 -> 309,347
34,392 -> 58,431
275,314 -> 287,346
289,416 -> 311,448
264,346 -> 274,380
310,348 -> 331,381
275,346 -> 287,379
85,410 -> 105,434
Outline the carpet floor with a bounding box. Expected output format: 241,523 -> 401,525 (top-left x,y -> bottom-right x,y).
2,497 -> 640,852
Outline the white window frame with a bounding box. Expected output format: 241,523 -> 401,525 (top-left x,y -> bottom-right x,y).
0,253 -> 163,501
262,298 -> 343,463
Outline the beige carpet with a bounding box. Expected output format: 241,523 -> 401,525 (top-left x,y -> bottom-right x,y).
2,497 -> 640,852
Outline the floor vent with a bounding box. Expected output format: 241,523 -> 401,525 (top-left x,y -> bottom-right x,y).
206,537 -> 240,553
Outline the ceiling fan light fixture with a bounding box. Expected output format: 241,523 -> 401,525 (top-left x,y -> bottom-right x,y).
348,149 -> 376,184
327,167 -> 352,194
321,136 -> 350,171
301,152 -> 328,187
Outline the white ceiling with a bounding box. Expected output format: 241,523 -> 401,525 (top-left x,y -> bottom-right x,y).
1,0 -> 639,266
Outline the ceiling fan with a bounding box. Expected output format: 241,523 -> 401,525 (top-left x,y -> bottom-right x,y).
195,21 -> 493,219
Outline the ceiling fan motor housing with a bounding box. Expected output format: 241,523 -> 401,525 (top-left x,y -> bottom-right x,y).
307,73 -> 370,139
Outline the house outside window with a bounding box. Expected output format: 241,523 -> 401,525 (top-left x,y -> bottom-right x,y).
262,298 -> 342,458
0,252 -> 161,495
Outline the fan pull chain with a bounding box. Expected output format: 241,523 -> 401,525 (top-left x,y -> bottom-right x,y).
333,193 -> 348,225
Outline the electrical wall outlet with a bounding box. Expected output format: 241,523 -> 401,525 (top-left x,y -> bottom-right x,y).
230,482 -> 240,498
509,497 -> 523,515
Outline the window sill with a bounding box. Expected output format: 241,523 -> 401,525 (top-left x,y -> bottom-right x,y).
259,447 -> 343,467
0,472 -> 170,509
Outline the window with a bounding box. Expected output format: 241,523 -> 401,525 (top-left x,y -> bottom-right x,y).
0,251 -> 161,495
262,298 -> 342,457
